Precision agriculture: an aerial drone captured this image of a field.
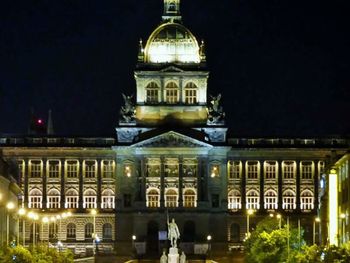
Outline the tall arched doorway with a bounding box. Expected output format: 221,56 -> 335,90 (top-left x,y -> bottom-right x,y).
230,223 -> 240,242
147,220 -> 159,255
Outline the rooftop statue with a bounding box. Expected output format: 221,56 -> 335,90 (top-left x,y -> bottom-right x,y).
207,94 -> 225,124
120,94 -> 136,123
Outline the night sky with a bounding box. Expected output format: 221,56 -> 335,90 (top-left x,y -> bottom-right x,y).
1,0 -> 349,137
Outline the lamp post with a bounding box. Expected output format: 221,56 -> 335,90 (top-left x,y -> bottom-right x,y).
340,213 -> 346,244
277,214 -> 282,229
132,235 -> 136,257
287,216 -> 290,262
91,209 -> 97,256
313,217 -> 321,245
18,208 -> 26,246
50,216 -> 56,246
207,235 -> 212,259
246,209 -> 254,238
6,202 -> 15,245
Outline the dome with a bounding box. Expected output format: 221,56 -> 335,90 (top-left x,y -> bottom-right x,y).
144,22 -> 200,64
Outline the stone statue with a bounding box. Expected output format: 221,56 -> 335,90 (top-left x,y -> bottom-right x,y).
206,94 -> 225,124
120,94 -> 136,123
160,251 -> 168,263
168,218 -> 180,248
180,251 -> 186,263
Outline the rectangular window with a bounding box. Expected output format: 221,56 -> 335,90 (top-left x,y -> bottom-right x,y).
283,161 -> 295,179
185,89 -> 197,104
228,161 -> 241,179
264,161 -> 277,179
228,196 -> 241,210
66,160 -> 79,178
48,160 -> 60,178
48,196 -> 60,209
246,196 -> 260,210
66,196 -> 79,209
166,89 -> 178,104
29,196 -> 42,209
84,197 -> 96,209
146,89 -> 158,103
301,161 -> 313,179
283,197 -> 296,210
212,194 -> 220,208
247,161 -> 259,179
84,160 -> 97,178
102,196 -> 115,209
102,160 -> 114,178
183,159 -> 197,177
30,160 -> 42,178
146,158 -> 161,177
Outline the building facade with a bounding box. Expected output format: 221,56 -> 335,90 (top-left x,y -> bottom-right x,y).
0,0 -> 349,256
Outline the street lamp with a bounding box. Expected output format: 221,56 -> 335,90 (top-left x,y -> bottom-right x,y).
207,235 -> 212,259
6,202 -> 15,245
91,209 -> 97,256
246,209 -> 254,238
18,208 -> 26,246
313,217 -> 321,245
340,213 -> 346,244
50,216 -> 56,245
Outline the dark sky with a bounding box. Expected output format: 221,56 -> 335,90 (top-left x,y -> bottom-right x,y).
1,0 -> 349,137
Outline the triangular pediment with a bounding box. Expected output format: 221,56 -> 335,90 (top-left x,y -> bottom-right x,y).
131,131 -> 212,148
160,66 -> 184,73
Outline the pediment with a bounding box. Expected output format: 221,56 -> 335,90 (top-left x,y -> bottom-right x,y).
131,131 -> 212,148
160,66 -> 184,73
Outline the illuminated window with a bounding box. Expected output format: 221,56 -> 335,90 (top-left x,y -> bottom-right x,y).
264,190 -> 277,210
264,161 -> 277,179
301,161 -> 313,179
65,189 -> 79,209
282,190 -> 296,210
83,189 -> 97,209
84,160 -> 97,178
147,189 -> 160,208
102,160 -> 114,178
146,82 -> 159,103
211,165 -> 220,178
246,190 -> 260,209
247,161 -> 259,179
29,160 -> 42,178
165,82 -> 179,104
165,189 -> 178,207
183,159 -> 197,177
66,160 -> 79,178
48,160 -> 60,178
29,188 -> 42,208
85,223 -> 94,239
300,190 -> 314,210
47,188 -> 60,209
183,189 -> 196,207
146,158 -> 161,177
67,223 -> 76,239
283,161 -> 295,179
49,223 -> 58,238
168,2 -> 176,12
228,161 -> 241,179
184,82 -> 197,104
164,158 -> 179,177
228,190 -> 241,211
102,189 -> 115,209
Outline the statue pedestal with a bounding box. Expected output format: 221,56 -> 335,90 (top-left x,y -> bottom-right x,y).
168,247 -> 179,263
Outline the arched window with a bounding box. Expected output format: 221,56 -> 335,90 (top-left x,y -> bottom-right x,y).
228,190 -> 241,211
147,189 -> 160,208
168,2 -> 176,12
300,190 -> 314,210
230,223 -> 240,242
85,223 -> 94,239
83,189 -> 97,209
184,82 -> 198,104
146,82 -> 159,103
103,223 -> 113,240
65,189 -> 79,209
67,223 -> 76,239
165,82 -> 179,104
282,189 -> 296,210
29,188 -> 42,208
47,188 -> 60,209
183,189 -> 196,208
165,189 -> 178,207
49,222 -> 58,239
246,189 -> 259,210
264,190 -> 277,210
102,189 -> 115,209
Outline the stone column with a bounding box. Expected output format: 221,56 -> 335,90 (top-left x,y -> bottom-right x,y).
97,159 -> 102,209
42,158 -> 47,209
241,161 -> 246,211
78,159 -> 84,210
60,159 -> 65,209
278,161 -> 283,210
160,156 -> 165,208
178,157 -> 183,208
296,161 -> 301,211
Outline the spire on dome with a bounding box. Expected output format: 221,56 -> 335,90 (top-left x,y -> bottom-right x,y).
162,0 -> 182,23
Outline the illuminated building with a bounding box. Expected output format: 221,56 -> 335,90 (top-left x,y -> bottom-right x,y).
0,0 -> 349,256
